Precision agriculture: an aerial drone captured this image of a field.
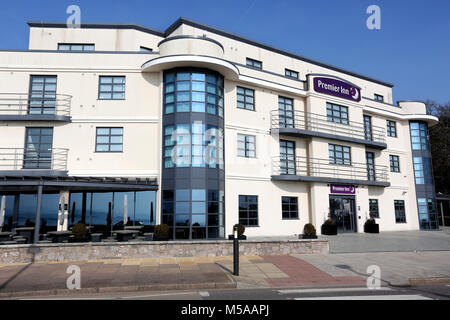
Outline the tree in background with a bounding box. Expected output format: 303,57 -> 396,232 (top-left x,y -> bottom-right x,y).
426,100 -> 450,195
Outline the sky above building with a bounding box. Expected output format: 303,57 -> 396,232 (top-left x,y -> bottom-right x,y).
1,0 -> 449,104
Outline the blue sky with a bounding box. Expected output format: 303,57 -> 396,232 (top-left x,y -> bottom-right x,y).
1,0 -> 450,104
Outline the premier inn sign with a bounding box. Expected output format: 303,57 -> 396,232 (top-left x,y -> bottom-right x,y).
313,77 -> 361,102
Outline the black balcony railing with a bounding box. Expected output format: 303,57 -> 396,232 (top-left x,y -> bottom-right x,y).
272,156 -> 389,183
0,93 -> 71,117
271,110 -> 386,145
0,148 -> 69,171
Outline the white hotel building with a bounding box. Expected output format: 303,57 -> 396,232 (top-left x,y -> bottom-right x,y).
0,18 -> 440,242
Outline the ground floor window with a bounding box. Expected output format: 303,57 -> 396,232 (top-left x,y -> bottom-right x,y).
282,196 -> 298,219
417,198 -> 438,230
239,195 -> 258,226
369,199 -> 379,218
394,200 -> 406,223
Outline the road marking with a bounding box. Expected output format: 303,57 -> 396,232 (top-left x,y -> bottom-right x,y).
121,291 -> 197,299
199,291 -> 210,297
295,295 -> 432,300
278,287 -> 393,294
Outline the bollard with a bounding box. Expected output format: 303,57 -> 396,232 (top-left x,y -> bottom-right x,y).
233,225 -> 239,276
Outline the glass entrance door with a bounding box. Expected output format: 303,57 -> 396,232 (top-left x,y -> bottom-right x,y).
329,196 -> 357,233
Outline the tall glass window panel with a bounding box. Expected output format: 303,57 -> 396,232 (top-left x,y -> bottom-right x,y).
279,96 -> 294,128
280,140 -> 296,175
28,75 -> 57,115
17,193 -> 37,227
394,200 -> 406,223
69,192 -> 84,226
113,192 -> 135,228
366,152 -> 375,181
23,127 -> 53,169
39,194 -> 59,233
90,192 -> 113,234
0,195 -> 15,231
410,122 -> 428,150
364,115 -> 373,141
135,191 -> 156,226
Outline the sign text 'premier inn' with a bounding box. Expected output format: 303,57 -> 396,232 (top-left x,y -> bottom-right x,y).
313,77 -> 361,102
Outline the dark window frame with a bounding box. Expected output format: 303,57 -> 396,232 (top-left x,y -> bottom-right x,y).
387,120 -> 397,137
369,199 -> 379,218
285,68 -> 299,80
389,155 -> 400,173
28,75 -> 57,115
394,200 -> 406,223
410,122 -> 428,150
374,94 -> 384,102
246,57 -> 262,70
236,86 -> 255,111
237,134 -> 256,158
95,127 -> 124,153
329,144 -> 351,166
280,140 -> 296,175
282,196 -> 299,220
326,102 -> 349,125
58,43 -> 95,51
98,76 -> 126,100
239,195 -> 259,227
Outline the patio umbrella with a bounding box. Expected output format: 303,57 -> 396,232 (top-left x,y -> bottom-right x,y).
0,195 -> 5,231
59,196 -> 65,226
123,194 -> 128,226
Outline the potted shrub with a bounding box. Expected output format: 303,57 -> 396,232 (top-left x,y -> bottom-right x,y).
154,224 -> 170,241
364,213 -> 379,233
72,222 -> 88,242
300,223 -> 318,239
321,217 -> 338,236
228,223 -> 247,240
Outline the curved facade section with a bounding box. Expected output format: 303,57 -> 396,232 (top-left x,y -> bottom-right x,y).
161,68 -> 225,240
158,35 -> 224,57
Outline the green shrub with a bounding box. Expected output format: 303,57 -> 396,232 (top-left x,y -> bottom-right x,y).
323,218 -> 335,226
72,222 -> 88,240
365,212 -> 376,225
303,223 -> 316,236
233,224 -> 245,236
154,224 -> 169,238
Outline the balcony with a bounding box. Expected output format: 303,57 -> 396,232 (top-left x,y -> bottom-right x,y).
270,110 -> 387,149
0,93 -> 72,122
271,156 -> 390,187
0,148 -> 69,177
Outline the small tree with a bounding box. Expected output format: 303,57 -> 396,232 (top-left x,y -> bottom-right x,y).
154,224 -> 169,238
233,223 -> 246,237
72,222 -> 88,240
303,223 -> 316,236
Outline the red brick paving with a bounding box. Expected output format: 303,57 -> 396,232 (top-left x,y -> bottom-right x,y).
262,255 -> 365,287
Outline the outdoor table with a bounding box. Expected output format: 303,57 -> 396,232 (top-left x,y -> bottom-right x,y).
0,232 -> 13,242
46,231 -> 72,243
114,230 -> 139,242
15,227 -> 35,243
90,233 -> 103,242
144,233 -> 154,241
124,226 -> 144,235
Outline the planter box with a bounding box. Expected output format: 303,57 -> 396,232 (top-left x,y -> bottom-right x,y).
364,223 -> 379,233
144,233 -> 154,241
228,235 -> 247,240
300,234 -> 318,239
153,236 -> 169,241
321,224 -> 338,235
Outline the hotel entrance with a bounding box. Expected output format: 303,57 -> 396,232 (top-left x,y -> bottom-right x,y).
329,195 -> 357,233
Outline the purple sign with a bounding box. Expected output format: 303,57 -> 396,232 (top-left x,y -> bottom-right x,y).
313,77 -> 361,102
330,185 -> 356,194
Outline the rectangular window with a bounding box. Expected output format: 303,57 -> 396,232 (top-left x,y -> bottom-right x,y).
246,58 -> 262,69
387,120 -> 397,137
413,157 -> 433,184
374,94 -> 384,102
282,196 -> 298,219
237,86 -> 255,110
237,134 -> 256,158
389,155 -> 400,172
329,144 -> 351,165
280,140 -> 296,175
285,69 -> 299,79
96,127 -> 123,152
369,199 -> 379,218
366,151 -> 375,181
326,103 -> 349,125
23,127 -> 54,169
99,76 -> 126,100
278,96 -> 294,128
410,122 -> 428,150
58,43 -> 95,51
394,200 -> 406,223
239,195 -> 258,226
28,75 -> 57,115
363,115 -> 372,140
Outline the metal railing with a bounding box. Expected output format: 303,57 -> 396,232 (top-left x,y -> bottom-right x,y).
271,110 -> 386,144
0,148 -> 69,171
0,93 -> 72,117
272,156 -> 389,183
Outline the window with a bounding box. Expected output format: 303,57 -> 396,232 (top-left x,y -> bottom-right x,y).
413,157 -> 433,184
246,58 -> 262,69
285,69 -> 299,79
417,198 -> 438,230
389,155 -> 400,172
280,140 -> 296,175
164,70 -> 224,116
366,152 -> 375,181
369,199 -> 379,218
23,127 -> 54,169
278,96 -> 294,128
387,120 -> 397,137
326,103 -> 349,125
394,200 -> 406,223
374,94 -> 384,102
410,122 -> 428,150
329,144 -> 351,165
140,46 -> 153,52
282,197 -> 298,219
239,195 -> 258,226
28,75 -> 57,114
364,115 -> 372,140
98,76 -> 125,100
95,127 -> 123,152
58,43 -> 95,51
237,134 -> 255,158
237,86 -> 255,111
